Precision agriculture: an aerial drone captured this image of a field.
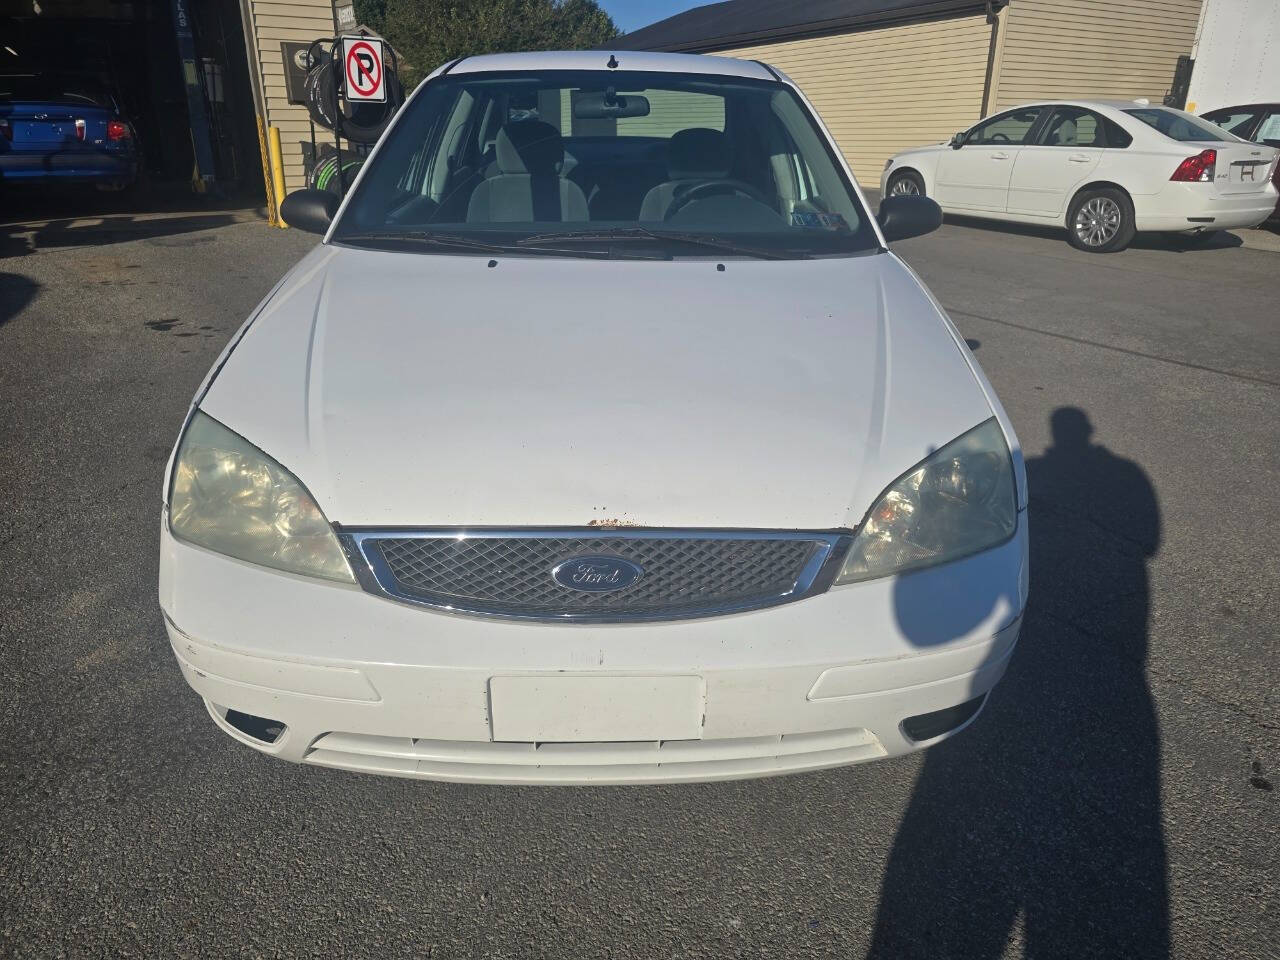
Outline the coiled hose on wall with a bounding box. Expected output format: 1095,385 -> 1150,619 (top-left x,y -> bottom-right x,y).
303,44 -> 404,146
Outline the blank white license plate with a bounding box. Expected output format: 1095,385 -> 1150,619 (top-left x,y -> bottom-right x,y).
489,675 -> 704,743
1231,160 -> 1268,183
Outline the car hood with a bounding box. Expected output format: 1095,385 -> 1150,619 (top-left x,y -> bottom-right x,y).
197,244 -> 1000,530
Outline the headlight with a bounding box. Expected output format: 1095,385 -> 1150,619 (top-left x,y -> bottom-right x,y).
836,418 -> 1017,584
168,411 -> 354,583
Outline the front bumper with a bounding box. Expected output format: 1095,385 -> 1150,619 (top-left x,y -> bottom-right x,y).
159,517 -> 1028,785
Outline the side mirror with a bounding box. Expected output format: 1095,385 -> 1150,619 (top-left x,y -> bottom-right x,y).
949,131 -> 966,149
280,189 -> 339,234
877,195 -> 943,243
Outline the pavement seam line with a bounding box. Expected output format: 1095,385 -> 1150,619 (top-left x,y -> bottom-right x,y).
946,306 -> 1280,389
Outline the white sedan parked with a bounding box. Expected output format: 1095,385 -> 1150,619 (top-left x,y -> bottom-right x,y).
160,51 -> 1027,785
882,99 -> 1279,252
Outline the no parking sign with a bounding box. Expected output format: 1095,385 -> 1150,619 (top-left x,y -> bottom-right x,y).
341,35 -> 386,102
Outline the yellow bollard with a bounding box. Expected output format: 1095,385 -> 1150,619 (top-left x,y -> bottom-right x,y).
267,126 -> 288,229
256,115 -> 278,226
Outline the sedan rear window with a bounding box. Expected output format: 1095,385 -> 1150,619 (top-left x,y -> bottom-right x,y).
1124,108 -> 1233,143
1257,112 -> 1280,147
0,74 -> 112,107
1203,109 -> 1262,138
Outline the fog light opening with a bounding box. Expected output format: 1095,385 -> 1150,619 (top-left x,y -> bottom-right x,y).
224,708 -> 287,744
902,694 -> 987,743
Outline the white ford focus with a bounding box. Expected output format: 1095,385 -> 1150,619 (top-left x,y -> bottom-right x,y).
160,51 -> 1028,785
881,99 -> 1279,252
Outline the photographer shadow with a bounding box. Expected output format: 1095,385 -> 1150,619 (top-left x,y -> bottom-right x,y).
868,407 -> 1168,959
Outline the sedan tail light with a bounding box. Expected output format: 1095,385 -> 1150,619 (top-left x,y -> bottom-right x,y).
75,118 -> 86,141
1170,149 -> 1216,182
107,120 -> 130,141
0,120 -> 10,141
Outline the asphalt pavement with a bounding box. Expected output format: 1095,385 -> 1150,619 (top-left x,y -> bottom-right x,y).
1,198 -> 1276,958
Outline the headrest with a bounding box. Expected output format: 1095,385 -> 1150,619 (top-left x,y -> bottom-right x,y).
495,120 -> 563,175
1054,119 -> 1077,144
667,127 -> 730,180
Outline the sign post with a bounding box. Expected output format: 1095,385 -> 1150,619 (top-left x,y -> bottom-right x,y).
340,36 -> 386,103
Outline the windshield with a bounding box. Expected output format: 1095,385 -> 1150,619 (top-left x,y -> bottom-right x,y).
331,70 -> 878,259
1124,107 -> 1236,143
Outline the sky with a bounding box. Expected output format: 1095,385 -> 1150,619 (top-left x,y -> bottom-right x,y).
599,0 -> 709,35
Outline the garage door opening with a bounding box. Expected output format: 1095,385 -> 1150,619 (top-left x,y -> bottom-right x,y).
1,0 -> 265,217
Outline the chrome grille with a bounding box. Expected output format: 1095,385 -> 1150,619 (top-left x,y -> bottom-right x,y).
344,529 -> 849,622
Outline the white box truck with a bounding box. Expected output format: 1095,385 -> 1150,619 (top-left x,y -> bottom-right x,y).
1184,0 -> 1280,114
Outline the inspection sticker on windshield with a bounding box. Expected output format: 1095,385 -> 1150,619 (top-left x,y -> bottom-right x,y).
791,212 -> 849,231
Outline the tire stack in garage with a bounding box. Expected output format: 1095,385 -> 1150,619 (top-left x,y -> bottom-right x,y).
302,40 -> 404,194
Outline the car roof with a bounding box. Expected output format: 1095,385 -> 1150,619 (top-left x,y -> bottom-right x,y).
1001,99 -> 1171,111
447,50 -> 777,81
993,99 -> 1228,128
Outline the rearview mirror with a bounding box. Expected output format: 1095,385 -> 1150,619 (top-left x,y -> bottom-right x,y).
280,189 -> 339,234
573,91 -> 651,120
877,195 -> 943,243
949,131 -> 966,148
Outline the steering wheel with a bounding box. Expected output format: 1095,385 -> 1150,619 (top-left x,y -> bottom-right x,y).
664,179 -> 774,221
988,132 -> 1011,143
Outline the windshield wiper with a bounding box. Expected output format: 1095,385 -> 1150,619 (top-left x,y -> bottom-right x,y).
518,226 -> 802,260
336,231 -> 611,259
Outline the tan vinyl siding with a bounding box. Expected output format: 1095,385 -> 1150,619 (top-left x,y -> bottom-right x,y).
991,0 -> 1202,110
715,15 -> 992,183
246,0 -> 334,191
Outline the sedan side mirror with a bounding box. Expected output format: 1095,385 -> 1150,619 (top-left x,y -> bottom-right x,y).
280,189 -> 340,234
949,131 -> 966,149
877,195 -> 943,243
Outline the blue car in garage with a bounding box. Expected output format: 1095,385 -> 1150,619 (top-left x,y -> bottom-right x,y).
0,73 -> 139,191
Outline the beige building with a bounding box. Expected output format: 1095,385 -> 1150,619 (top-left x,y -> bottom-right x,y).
231,0 -> 1206,196
239,0 -> 341,193
617,0 -> 1205,183
1,0 -> 1206,206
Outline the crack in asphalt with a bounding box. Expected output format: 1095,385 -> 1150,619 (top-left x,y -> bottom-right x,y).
947,306 -> 1280,389
1035,607 -> 1280,733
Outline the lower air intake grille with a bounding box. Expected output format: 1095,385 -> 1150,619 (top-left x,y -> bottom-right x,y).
304,728 -> 887,784
346,530 -> 848,622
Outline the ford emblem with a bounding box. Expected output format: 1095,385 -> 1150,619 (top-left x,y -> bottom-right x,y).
552,556 -> 643,593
